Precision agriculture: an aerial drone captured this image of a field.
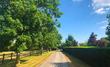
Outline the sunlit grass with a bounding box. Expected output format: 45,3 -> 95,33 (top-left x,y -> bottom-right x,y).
17,51 -> 54,67
64,46 -> 97,48
0,51 -> 54,67
0,59 -> 16,67
72,46 -> 97,48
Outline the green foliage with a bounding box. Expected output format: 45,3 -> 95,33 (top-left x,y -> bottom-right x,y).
88,32 -> 97,46
106,14 -> 110,41
0,0 -> 62,52
96,38 -> 109,48
79,42 -> 88,46
62,35 -> 78,47
0,28 -> 17,51
105,14 -> 110,47
15,35 -> 32,52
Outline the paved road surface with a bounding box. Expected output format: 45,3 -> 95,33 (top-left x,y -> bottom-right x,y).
38,52 -> 72,67
37,51 -> 90,67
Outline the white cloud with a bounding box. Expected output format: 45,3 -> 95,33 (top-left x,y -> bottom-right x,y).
100,25 -> 107,29
95,8 -> 105,14
99,20 -> 108,29
101,20 -> 108,24
72,0 -> 83,2
92,0 -> 110,14
97,20 -> 107,24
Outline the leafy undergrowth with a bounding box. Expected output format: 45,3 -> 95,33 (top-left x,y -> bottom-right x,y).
17,51 -> 54,67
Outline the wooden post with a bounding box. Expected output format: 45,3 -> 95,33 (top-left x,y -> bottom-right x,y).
30,51 -> 31,56
41,47 -> 43,55
11,53 -> 13,60
16,52 -> 20,64
2,54 -> 5,64
36,50 -> 37,54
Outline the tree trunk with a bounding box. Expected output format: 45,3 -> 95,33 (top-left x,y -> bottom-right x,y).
16,52 -> 20,64
41,47 -> 43,55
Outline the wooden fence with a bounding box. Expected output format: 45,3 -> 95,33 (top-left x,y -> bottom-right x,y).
0,50 -> 45,64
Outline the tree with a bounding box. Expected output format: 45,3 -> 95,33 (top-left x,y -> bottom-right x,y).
106,14 -> 110,45
0,28 -> 17,51
88,32 -> 97,46
65,35 -> 78,47
96,38 -> 109,48
79,42 -> 88,46
0,0 -> 62,64
105,14 -> 110,47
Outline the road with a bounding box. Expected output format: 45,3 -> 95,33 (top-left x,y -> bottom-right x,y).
37,51 -> 90,67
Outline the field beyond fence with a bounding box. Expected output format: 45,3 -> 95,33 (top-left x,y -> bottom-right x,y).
63,48 -> 110,67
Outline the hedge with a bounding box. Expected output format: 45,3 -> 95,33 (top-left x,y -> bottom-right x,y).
63,48 -> 110,67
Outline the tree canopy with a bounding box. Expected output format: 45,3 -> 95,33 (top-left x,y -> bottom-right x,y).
0,0 -> 62,52
88,32 -> 97,46
62,35 -> 78,47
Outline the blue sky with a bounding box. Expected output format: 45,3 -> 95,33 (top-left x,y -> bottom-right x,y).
58,0 -> 110,43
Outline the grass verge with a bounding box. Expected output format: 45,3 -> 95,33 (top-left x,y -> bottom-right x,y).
64,46 -> 97,48
0,59 -> 16,67
17,51 -> 54,67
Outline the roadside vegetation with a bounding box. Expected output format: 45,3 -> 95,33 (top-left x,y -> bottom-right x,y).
0,0 -> 62,66
0,0 -> 110,67
64,46 -> 97,48
0,51 -> 54,67
17,51 -> 53,67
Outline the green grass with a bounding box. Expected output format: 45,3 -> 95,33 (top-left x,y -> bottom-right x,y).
17,51 -> 54,67
64,46 -> 97,48
72,46 -> 97,48
0,59 -> 16,67
0,51 -> 52,67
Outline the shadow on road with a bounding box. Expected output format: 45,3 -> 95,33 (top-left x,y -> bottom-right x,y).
62,52 -> 91,67
52,62 -> 71,67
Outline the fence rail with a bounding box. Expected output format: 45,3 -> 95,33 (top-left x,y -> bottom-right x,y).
0,50 -> 45,64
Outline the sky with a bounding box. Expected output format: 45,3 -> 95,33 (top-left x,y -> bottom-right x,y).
58,0 -> 110,43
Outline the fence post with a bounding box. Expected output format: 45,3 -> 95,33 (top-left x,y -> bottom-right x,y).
36,50 -> 37,54
2,54 -> 5,64
41,47 -> 43,55
30,51 -> 31,56
16,52 -> 20,64
11,53 -> 13,60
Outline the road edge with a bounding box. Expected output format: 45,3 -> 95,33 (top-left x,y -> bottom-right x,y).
35,51 -> 55,67
62,51 -> 91,67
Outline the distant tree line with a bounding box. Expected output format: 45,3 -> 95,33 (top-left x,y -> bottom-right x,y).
87,32 -> 109,48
